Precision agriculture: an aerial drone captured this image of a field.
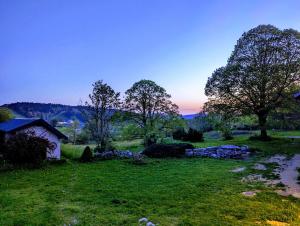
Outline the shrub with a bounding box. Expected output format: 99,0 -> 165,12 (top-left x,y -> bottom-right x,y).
75,132 -> 90,144
173,128 -> 204,142
142,143 -> 194,158
3,131 -> 55,167
172,128 -> 186,140
184,128 -> 204,142
80,146 -> 93,162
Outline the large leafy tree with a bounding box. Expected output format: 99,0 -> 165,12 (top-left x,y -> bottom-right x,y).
86,80 -> 120,150
205,25 -> 300,139
124,79 -> 179,146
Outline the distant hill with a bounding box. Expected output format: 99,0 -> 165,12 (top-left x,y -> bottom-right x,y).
2,102 -> 88,123
3,102 -> 204,123
182,113 -> 206,120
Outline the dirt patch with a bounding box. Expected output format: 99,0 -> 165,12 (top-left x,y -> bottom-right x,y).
266,220 -> 289,226
273,154 -> 300,198
242,154 -> 300,198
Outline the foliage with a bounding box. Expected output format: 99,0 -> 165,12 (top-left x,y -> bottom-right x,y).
120,123 -> 143,140
206,114 -> 233,140
185,128 -> 204,142
75,130 -> 90,144
124,79 -> 179,146
232,115 -> 258,130
142,143 -> 194,158
172,127 -> 186,140
186,113 -> 212,132
79,146 -> 93,162
0,107 -> 13,123
2,131 -> 55,167
173,128 -> 204,142
205,25 -> 300,139
86,80 -> 120,151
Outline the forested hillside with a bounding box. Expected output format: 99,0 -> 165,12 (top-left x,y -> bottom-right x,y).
1,102 -> 88,122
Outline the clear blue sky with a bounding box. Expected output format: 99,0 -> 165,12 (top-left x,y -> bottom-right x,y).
1,0 -> 300,114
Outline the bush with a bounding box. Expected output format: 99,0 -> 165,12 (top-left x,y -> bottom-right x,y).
75,132 -> 90,144
172,128 -> 186,140
184,128 -> 204,142
3,131 -> 55,167
173,128 -> 204,142
142,143 -> 194,158
80,146 -> 93,162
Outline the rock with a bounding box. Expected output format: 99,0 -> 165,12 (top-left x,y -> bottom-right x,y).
241,174 -> 266,183
94,151 -> 114,160
185,149 -> 194,157
146,222 -> 156,226
253,163 -> 267,171
115,150 -> 133,158
205,146 -> 218,151
184,145 -> 250,159
219,145 -> 241,150
139,217 -> 148,223
231,167 -> 246,173
242,191 -> 257,197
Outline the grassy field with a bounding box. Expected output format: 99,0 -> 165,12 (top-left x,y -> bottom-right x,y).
1,131 -> 300,225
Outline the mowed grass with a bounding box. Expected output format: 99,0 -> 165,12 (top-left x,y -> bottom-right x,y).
1,131 -> 300,225
61,139 -> 143,159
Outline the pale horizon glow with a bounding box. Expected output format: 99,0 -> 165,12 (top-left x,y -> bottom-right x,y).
1,0 -> 300,114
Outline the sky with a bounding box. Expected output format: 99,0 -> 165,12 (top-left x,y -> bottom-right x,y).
1,0 -> 300,114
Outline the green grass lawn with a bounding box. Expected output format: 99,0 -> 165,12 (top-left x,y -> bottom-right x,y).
1,131 -> 300,225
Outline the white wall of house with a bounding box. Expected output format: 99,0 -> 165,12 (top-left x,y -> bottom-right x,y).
6,126 -> 61,159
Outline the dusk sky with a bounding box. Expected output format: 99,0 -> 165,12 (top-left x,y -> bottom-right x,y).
1,0 -> 300,114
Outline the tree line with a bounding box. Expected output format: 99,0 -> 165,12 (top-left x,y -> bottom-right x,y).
85,79 -> 180,151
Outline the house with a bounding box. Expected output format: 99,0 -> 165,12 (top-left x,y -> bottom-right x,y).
294,92 -> 300,101
0,118 -> 67,159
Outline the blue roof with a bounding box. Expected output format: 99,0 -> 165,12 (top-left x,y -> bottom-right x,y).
294,92 -> 300,99
0,118 -> 67,139
0,118 -> 38,132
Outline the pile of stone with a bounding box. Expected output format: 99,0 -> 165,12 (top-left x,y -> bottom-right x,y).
94,150 -> 134,160
185,145 -> 250,159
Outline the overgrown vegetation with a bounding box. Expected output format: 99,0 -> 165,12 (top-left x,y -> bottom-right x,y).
1,131 -> 55,167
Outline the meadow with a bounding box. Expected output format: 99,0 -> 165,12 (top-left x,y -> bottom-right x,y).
1,131 -> 300,225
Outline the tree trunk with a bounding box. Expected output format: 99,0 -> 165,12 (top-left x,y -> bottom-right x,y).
258,113 -> 268,140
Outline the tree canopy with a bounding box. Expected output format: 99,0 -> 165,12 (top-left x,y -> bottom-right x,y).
86,80 -> 120,150
124,79 -> 179,145
0,107 -> 13,123
205,25 -> 300,139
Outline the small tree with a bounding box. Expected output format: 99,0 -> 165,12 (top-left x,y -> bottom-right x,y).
80,146 -> 93,162
206,114 -> 233,140
205,25 -> 300,140
124,80 -> 179,146
0,107 -> 13,123
86,80 -> 120,151
71,119 -> 80,144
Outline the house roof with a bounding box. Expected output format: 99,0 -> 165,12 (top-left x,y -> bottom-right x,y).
294,92 -> 300,99
0,118 -> 67,139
